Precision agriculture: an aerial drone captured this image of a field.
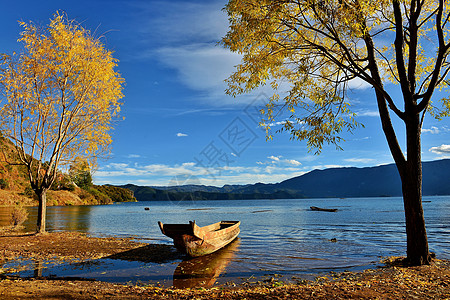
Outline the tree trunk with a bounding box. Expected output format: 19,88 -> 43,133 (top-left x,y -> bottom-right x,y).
36,190 -> 47,233
399,113 -> 430,265
370,66 -> 430,265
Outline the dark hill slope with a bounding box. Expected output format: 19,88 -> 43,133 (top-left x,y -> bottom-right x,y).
250,159 -> 450,198
278,164 -> 401,198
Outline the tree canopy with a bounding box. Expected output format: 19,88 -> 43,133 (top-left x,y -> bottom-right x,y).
223,0 -> 450,154
0,12 -> 124,232
222,0 -> 450,265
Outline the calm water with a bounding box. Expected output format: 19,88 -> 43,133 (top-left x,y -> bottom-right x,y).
1,196 -> 449,287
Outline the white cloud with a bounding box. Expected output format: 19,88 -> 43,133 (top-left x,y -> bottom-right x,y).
96,162 -> 203,181
94,159 -> 305,187
176,132 -> 188,137
264,165 -> 277,174
135,1 -> 228,45
312,164 -> 347,170
357,110 -> 379,117
127,154 -> 141,158
130,1 -> 272,107
344,158 -> 376,164
268,155 -> 281,162
268,120 -> 287,127
107,163 -> 129,169
264,156 -> 301,166
429,144 -> 450,158
347,76 -> 372,89
156,44 -> 241,94
422,126 -> 440,134
285,159 -> 302,166
422,126 -> 450,134
132,0 -> 376,109
181,162 -> 196,167
131,1 -> 244,103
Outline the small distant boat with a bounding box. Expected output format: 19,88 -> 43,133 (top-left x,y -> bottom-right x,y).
310,206 -> 338,212
158,220 -> 240,257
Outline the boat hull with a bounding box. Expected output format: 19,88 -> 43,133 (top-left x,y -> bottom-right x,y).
310,206 -> 338,212
158,221 -> 240,257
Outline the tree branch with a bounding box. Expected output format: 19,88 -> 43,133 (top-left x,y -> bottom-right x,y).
393,0 -> 412,101
417,0 -> 450,112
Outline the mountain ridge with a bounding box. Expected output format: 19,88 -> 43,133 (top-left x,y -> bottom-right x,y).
121,159 -> 450,201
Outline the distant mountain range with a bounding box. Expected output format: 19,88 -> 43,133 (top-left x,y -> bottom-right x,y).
120,159 -> 450,201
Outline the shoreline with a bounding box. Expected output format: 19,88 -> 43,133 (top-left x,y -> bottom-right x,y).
0,230 -> 449,299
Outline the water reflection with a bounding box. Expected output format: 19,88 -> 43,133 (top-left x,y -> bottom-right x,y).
33,260 -> 43,277
1,205 -> 94,232
1,197 -> 449,286
1,245 -> 182,285
1,240 -> 240,288
49,206 -> 91,232
173,238 -> 240,288
0,206 -> 14,227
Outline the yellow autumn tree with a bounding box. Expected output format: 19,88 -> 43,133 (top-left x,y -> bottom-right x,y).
0,12 -> 124,233
223,0 -> 450,265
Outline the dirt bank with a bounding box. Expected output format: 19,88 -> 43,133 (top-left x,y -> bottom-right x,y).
0,231 -> 449,299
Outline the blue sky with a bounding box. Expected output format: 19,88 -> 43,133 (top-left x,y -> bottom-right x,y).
1,0 -> 450,187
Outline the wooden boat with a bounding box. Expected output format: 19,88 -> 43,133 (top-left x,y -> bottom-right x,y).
310,206 -> 338,212
158,220 -> 240,257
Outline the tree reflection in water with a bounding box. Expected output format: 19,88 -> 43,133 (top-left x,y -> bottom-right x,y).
33,260 -> 43,277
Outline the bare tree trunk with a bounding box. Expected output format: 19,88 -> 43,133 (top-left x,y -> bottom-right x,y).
36,190 -> 47,233
372,81 -> 430,264
399,112 -> 430,265
368,50 -> 430,264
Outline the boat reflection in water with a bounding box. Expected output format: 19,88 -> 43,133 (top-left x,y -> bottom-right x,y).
173,238 -> 240,288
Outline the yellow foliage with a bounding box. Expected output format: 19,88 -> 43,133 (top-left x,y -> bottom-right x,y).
222,0 -> 450,152
0,11 -> 124,191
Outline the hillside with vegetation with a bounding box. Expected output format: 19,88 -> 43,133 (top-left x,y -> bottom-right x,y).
0,134 -> 136,207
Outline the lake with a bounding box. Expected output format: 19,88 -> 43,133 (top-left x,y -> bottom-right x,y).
1,196 -> 449,287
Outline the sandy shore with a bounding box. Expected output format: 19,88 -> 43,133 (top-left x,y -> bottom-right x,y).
0,230 -> 449,299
